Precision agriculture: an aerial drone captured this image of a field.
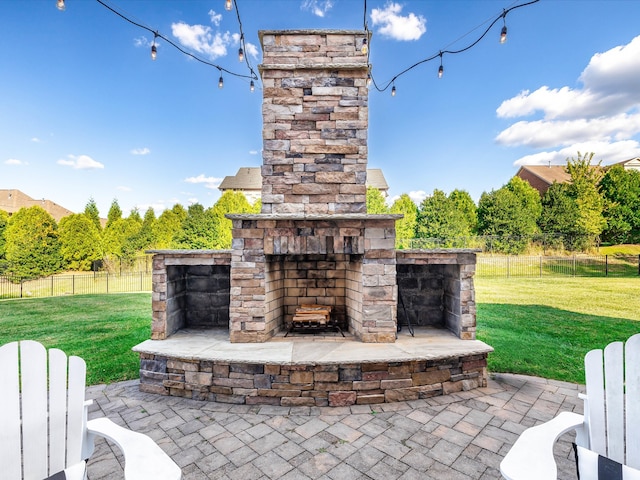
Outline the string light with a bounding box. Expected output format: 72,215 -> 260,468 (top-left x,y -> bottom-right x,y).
250,80 -> 255,92
151,34 -> 158,60
225,0 -> 232,11
56,0 -> 65,11
218,74 -> 224,89
368,0 -> 540,94
238,47 -> 244,62
500,10 -> 508,44
367,72 -> 372,87
361,38 -> 368,55
391,84 -> 396,97
92,0 -> 257,91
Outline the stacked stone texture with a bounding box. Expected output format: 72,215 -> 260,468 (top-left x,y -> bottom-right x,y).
139,353 -> 488,406
259,30 -> 370,215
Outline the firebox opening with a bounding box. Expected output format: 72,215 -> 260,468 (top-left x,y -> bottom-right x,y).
166,265 -> 230,331
265,253 -> 363,335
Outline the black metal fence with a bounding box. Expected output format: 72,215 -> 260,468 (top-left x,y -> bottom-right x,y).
477,255 -> 640,277
0,272 -> 152,299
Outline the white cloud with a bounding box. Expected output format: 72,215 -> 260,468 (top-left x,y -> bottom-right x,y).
408,190 -> 427,204
5,158 -> 26,165
245,42 -> 259,59
496,113 -> 640,149
301,0 -> 334,18
249,150 -> 259,155
31,137 -> 41,143
57,154 -> 104,170
184,174 -> 223,189
513,140 -> 640,167
187,197 -> 198,205
130,147 -> 151,155
370,3 -> 426,41
208,9 -> 222,26
116,186 -> 132,192
171,21 -> 231,60
496,35 -> 640,165
134,36 -> 154,48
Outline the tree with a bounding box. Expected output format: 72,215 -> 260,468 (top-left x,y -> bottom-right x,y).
415,189 -> 470,245
84,197 -> 102,231
58,214 -> 102,270
600,165 -> 640,244
210,191 -> 256,249
505,176 -> 542,229
366,186 -> 388,214
173,203 -> 218,249
565,152 -> 606,247
539,182 -> 581,250
0,209 -> 9,259
106,199 -> 122,229
5,206 -> 62,278
477,182 -> 539,254
449,189 -> 478,234
137,207 -> 158,251
153,204 -> 187,249
390,194 -> 417,247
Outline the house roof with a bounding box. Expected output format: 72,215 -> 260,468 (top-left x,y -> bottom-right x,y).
0,189 -> 74,222
219,167 -> 389,192
516,165 -> 571,186
614,157 -> 640,170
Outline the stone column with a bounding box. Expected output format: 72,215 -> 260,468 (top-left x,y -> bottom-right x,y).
259,30 -> 370,215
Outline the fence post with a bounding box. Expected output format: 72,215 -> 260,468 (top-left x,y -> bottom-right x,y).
106,273 -> 109,294
573,256 -> 576,276
539,256 -> 542,277
51,276 -> 54,296
20,279 -> 23,298
507,256 -> 510,278
140,272 -> 143,291
73,275 -> 75,295
605,255 -> 608,277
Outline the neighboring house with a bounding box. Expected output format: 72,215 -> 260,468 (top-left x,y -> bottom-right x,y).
515,158 -> 640,196
515,165 -> 571,195
614,157 -> 640,172
0,189 -> 74,222
219,167 -> 390,201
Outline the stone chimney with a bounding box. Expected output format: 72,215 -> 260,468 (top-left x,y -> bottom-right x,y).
259,30 -> 370,215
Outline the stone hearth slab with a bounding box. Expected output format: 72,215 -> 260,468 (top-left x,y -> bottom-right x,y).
133,327 -> 492,365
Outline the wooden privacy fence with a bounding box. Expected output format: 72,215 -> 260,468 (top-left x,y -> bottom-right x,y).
477,255 -> 640,277
0,272 -> 152,299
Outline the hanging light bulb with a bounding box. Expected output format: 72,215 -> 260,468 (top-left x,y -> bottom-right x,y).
238,47 -> 244,62
151,34 -> 158,60
225,0 -> 232,11
366,72 -> 372,87
361,38 -> 368,55
56,0 -> 65,11
250,80 -> 255,93
391,85 -> 396,97
218,75 -> 224,89
500,10 -> 507,44
438,52 -> 444,79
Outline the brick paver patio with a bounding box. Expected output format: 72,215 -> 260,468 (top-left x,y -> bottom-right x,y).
85,373 -> 584,479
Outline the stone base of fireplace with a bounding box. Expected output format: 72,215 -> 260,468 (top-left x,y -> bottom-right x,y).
133,327 -> 493,406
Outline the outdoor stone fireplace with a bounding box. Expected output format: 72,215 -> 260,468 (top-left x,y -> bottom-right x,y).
138,29 -> 491,406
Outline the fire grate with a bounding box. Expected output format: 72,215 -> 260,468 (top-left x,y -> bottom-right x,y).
285,304 -> 345,337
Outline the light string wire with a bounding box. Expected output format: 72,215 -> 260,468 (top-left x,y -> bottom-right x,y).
232,0 -> 258,87
95,0 -> 258,81
368,0 -> 540,93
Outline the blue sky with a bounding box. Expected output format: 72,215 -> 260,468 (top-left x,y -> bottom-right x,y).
2,0 -> 640,217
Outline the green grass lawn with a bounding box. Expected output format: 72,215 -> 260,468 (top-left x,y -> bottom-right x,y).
598,244 -> 640,255
476,277 -> 640,384
0,294 -> 151,385
1,277 -> 639,386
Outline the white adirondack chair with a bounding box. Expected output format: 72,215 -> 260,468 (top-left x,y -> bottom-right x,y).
0,340 -> 182,480
500,333 -> 640,480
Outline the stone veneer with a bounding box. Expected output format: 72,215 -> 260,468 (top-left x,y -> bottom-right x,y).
259,30 -> 370,215
138,353 -> 488,406
228,214 -> 400,343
